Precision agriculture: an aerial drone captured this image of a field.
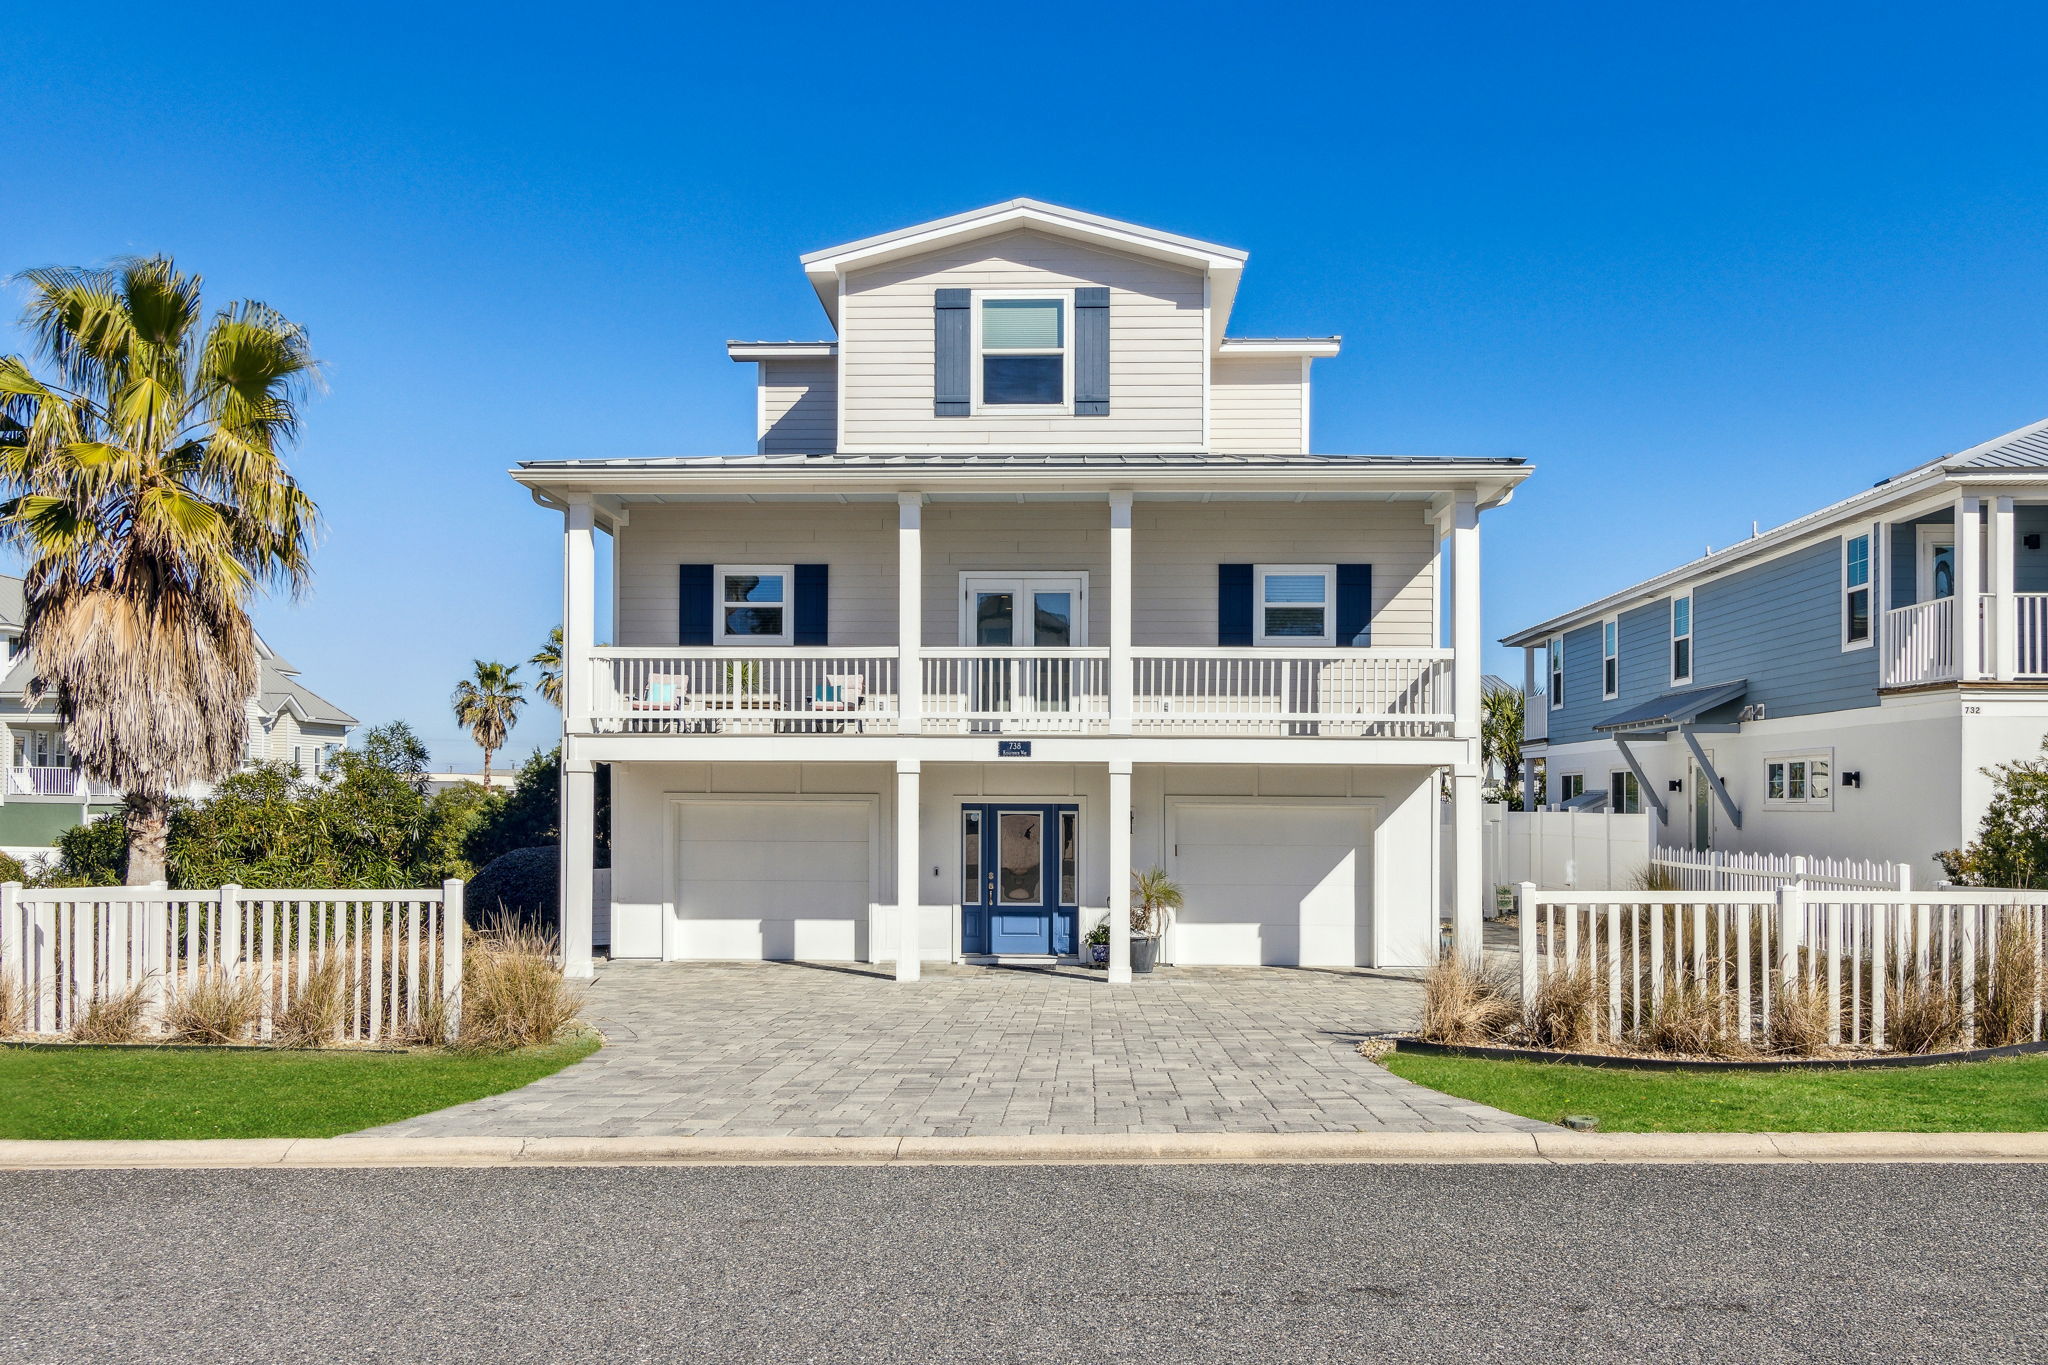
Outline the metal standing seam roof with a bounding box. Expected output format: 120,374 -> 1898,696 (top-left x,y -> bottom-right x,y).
516,451 -> 1527,472
1945,416 -> 2048,469
1592,680 -> 1749,734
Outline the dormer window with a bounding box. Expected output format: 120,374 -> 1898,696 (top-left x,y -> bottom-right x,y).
977,296 -> 1067,406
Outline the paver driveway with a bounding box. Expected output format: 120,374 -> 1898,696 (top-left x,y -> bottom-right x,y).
360,960 -> 1549,1138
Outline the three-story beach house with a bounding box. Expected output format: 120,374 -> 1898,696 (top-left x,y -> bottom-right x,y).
1505,417 -> 2048,885
515,200 -> 1527,980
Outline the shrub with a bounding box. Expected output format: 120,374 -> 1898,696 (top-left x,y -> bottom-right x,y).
1525,964 -> 1599,1051
1417,953 -> 1519,1045
1939,737 -> 2048,887
162,969 -> 263,1044
1887,975 -> 1965,1054
0,852 -> 24,885
457,919 -> 585,1052
70,984 -> 149,1043
274,957 -> 349,1049
1767,979 -> 1832,1055
465,846 -> 559,931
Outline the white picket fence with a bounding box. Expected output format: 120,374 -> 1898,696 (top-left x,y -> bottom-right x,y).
1517,884 -> 2048,1051
1650,845 -> 1912,894
1,880 -> 465,1043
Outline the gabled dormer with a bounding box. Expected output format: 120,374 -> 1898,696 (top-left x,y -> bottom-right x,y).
729,199 -> 1339,456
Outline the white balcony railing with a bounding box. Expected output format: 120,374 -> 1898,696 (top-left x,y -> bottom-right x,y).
590,649 -> 901,734
2014,593 -> 2048,678
921,649 -> 1111,734
1522,688 -> 1548,743
7,765 -> 81,797
1881,598 -> 1956,689
584,647 -> 1456,738
1133,648 -> 1453,736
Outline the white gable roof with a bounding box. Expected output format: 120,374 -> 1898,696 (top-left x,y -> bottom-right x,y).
798,199 -> 1248,331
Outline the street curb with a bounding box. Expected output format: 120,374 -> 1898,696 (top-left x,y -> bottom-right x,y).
2,1131 -> 2048,1169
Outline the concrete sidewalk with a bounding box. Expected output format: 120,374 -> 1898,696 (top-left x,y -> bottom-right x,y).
4,1131 -> 2047,1168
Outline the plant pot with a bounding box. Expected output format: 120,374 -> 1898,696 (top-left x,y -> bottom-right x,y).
1131,935 -> 1160,974
1087,942 -> 1109,967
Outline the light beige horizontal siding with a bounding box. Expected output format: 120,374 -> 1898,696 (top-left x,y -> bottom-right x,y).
1209,356 -> 1305,454
840,228 -> 1206,452
614,501 -> 1436,649
757,358 -> 837,453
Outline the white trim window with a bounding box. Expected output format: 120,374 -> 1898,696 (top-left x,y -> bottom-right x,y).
1254,565 -> 1336,646
1764,750 -> 1834,810
1557,773 -> 1585,804
1608,770 -> 1641,814
1548,637 -> 1565,709
975,293 -> 1069,409
1601,617 -> 1619,699
1842,531 -> 1873,650
1671,594 -> 1693,684
715,564 -> 793,646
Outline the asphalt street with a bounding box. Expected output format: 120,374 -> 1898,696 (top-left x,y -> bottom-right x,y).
2,1163 -> 2043,1363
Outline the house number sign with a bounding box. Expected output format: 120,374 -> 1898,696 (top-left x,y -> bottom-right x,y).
998,741 -> 1032,758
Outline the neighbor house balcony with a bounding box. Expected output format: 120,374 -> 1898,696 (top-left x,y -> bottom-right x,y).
585,645 -> 1454,738
6,765 -> 84,798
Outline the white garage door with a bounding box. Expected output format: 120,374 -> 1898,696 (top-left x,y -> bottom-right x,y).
1169,804 -> 1371,967
674,801 -> 871,960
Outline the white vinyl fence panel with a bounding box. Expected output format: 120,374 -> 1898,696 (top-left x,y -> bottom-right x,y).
1517,885 -> 2048,1051
1,880 -> 465,1042
1483,806 -> 1653,892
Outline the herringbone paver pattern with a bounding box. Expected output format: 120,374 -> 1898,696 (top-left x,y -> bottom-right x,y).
361,960 -> 1548,1137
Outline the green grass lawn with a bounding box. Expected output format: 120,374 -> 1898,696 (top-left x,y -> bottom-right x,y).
1384,1050 -> 2048,1132
0,1036 -> 599,1140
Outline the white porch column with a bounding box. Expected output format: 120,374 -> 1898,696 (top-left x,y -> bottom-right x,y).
1108,491 -> 1134,733
895,758 -> 921,983
1106,759 -> 1133,985
560,758 -> 596,979
1956,493 -> 1982,681
562,495 -> 596,731
1992,494 -> 2017,680
1519,645 -> 1537,811
898,493 -> 923,734
1449,492 -> 1484,962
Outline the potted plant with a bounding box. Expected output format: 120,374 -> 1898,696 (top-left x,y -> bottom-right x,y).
1084,921 -> 1109,967
1129,867 -> 1183,975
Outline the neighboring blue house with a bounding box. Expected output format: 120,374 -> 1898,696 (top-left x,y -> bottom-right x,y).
1503,416 -> 2048,886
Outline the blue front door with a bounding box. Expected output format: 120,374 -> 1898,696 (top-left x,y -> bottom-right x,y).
961,804 -> 1077,956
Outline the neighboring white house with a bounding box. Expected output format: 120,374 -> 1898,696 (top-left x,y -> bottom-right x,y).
516,199 -> 1528,980
423,770 -> 519,797
0,574 -> 357,856
1505,416 -> 2048,886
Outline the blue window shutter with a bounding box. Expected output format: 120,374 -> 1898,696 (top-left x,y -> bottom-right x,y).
1074,287 -> 1109,416
678,564 -> 714,645
934,288 -> 970,416
1336,564 -> 1373,646
1218,564 -> 1254,646
794,564 -> 829,645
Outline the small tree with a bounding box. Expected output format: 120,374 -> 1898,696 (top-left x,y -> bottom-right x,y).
1130,867 -> 1183,938
531,626 -> 563,709
1938,738 -> 2048,888
452,660 -> 524,788
1481,683 -> 1525,808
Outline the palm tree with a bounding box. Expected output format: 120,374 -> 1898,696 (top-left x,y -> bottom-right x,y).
0,259 -> 317,884
1481,682 -> 1525,808
1130,867 -> 1184,938
531,626 -> 563,709
452,660 -> 525,788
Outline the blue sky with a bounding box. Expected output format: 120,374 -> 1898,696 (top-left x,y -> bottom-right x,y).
10,2 -> 2048,762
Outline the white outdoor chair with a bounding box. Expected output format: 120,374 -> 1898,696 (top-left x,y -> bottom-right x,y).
807,673 -> 869,732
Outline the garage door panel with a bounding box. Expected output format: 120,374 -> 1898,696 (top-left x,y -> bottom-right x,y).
675,802 -> 870,962
1170,804 -> 1371,968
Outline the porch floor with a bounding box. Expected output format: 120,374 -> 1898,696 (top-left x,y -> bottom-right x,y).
358,957 -> 1547,1138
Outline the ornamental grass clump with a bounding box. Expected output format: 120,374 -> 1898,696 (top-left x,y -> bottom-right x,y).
457,919 -> 584,1053
1767,979 -> 1833,1056
1525,963 -> 1599,1051
162,968 -> 263,1044
0,970 -> 22,1037
1640,976 -> 1750,1058
274,956 -> 348,1049
70,983 -> 149,1044
1416,952 -> 1519,1045
1887,975 -> 1965,1055
1977,916 -> 2042,1049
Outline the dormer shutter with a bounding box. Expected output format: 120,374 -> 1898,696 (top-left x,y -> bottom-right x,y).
934,288 -> 970,417
1074,287 -> 1109,415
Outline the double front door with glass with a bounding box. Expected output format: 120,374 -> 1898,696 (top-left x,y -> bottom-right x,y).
960,803 -> 1078,957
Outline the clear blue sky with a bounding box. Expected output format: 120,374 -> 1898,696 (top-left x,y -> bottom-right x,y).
10,2 -> 2048,762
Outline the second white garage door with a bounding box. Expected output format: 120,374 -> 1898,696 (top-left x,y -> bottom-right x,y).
1168,803 -> 1373,967
673,800 -> 872,960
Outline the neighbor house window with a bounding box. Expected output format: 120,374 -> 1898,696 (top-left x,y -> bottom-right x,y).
1608,770 -> 1641,814
1254,565 -> 1336,646
1548,637 -> 1565,709
978,296 -> 1066,406
1765,751 -> 1834,810
1602,618 -> 1619,699
1842,532 -> 1872,649
715,565 -> 793,645
1671,595 -> 1693,684
1557,773 -> 1585,804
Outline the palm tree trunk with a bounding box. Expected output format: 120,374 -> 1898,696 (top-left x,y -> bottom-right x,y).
482,748 -> 494,790
124,791 -> 171,886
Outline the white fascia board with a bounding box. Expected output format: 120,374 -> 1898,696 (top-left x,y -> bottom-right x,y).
1218,337 -> 1342,358
1498,464 -> 1959,648
800,199 -> 1247,273
726,342 -> 838,361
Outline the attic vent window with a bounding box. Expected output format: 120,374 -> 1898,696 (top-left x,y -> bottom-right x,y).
979,297 -> 1065,405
